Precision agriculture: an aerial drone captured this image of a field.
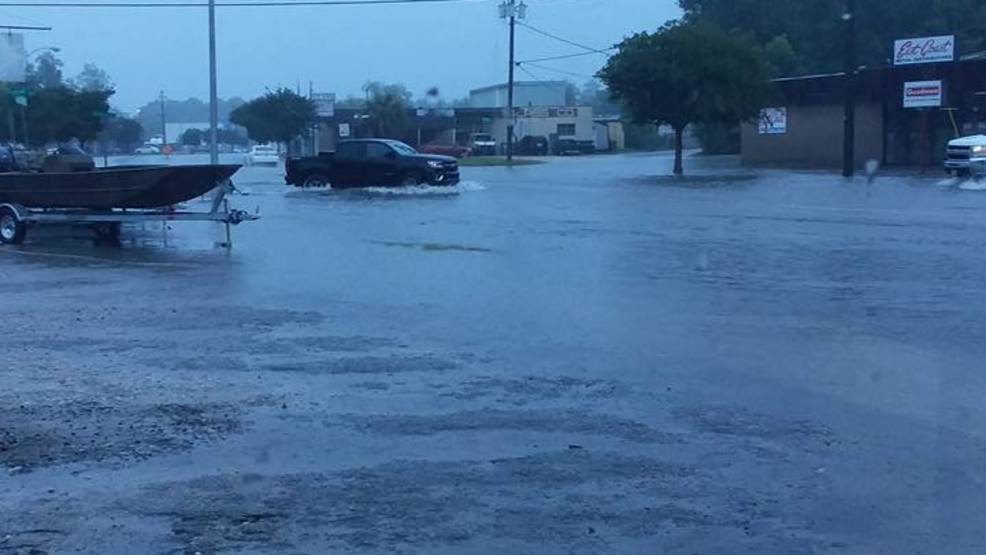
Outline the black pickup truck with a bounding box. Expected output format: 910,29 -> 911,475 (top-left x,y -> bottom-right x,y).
285,139 -> 460,188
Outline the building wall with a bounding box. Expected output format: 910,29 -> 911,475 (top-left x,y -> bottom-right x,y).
470,83 -> 568,108
488,107 -> 594,152
741,103 -> 883,168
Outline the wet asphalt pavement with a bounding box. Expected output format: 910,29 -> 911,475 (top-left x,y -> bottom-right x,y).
2,152 -> 986,554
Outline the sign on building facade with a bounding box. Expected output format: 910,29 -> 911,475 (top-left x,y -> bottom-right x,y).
903,80 -> 944,108
758,107 -> 787,135
311,92 -> 336,117
893,35 -> 955,65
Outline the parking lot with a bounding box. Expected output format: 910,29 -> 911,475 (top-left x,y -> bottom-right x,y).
3,152 -> 986,554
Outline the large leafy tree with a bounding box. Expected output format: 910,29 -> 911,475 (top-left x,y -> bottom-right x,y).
25,51 -> 64,89
181,128 -> 205,146
363,81 -> 411,138
73,63 -> 115,92
599,22 -> 768,175
25,87 -> 113,147
99,115 -> 143,152
230,88 -> 315,147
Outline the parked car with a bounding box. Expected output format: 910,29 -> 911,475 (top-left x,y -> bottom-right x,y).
518,135 -> 549,156
944,135 -> 986,177
469,133 -> 497,156
134,144 -> 160,155
285,139 -> 459,189
417,144 -> 471,158
554,138 -> 582,156
246,144 -> 280,165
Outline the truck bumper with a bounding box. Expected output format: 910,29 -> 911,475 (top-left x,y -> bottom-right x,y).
432,171 -> 460,186
945,157 -> 986,175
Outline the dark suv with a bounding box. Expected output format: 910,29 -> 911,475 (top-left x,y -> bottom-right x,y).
285,139 -> 460,188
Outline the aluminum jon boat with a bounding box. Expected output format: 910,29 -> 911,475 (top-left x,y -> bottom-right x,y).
0,164 -> 241,209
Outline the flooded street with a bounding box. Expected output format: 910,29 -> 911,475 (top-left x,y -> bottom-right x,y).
3,152 -> 986,554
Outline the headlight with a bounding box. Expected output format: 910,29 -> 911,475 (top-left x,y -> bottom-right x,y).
427,160 -> 444,169
972,145 -> 986,154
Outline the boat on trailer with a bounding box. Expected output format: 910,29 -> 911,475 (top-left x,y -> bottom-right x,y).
0,164 -> 257,246
0,164 -> 241,209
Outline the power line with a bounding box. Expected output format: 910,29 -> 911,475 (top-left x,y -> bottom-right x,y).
516,64 -> 562,91
516,20 -> 611,55
0,0 -> 475,7
517,50 -> 613,64
520,61 -> 595,80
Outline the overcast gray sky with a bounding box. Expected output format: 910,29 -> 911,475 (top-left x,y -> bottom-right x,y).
4,0 -> 679,112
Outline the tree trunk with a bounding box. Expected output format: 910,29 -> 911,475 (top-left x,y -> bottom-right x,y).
673,126 -> 684,176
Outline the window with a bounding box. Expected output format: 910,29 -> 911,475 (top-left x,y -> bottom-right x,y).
336,141 -> 367,159
366,142 -> 393,160
557,123 -> 576,136
387,141 -> 417,155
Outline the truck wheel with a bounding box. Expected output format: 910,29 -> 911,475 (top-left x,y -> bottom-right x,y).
92,222 -> 122,242
401,172 -> 425,187
957,169 -> 971,178
0,207 -> 26,245
303,173 -> 330,188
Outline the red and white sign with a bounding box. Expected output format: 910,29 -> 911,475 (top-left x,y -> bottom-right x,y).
893,35 -> 955,65
903,80 -> 944,108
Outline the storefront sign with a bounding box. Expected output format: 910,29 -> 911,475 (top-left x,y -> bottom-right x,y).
893,35 -> 954,65
903,80 -> 943,108
311,92 -> 335,117
758,107 -> 787,135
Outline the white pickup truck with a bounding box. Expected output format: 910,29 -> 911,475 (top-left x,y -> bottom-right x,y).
945,135 -> 986,177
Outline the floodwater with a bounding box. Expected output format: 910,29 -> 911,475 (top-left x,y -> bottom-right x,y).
2,152 -> 986,554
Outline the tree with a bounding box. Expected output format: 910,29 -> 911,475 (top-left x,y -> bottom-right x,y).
181,128 -> 205,146
577,80 -> 621,116
26,87 -> 113,147
229,88 -> 315,147
73,63 -> 115,92
363,81 -> 411,138
599,22 -> 768,175
217,127 -> 248,146
26,51 -> 64,89
99,116 -> 143,152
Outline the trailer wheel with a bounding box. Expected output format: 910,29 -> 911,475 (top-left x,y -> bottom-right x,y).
0,207 -> 26,245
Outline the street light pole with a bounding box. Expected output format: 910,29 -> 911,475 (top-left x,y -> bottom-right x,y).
208,0 -> 219,165
159,90 -> 167,145
842,0 -> 856,177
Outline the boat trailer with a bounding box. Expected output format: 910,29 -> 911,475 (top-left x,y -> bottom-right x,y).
0,180 -> 259,247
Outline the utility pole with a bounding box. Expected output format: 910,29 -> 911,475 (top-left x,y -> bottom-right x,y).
842,0 -> 856,177
208,0 -> 219,165
159,90 -> 167,145
499,0 -> 526,161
